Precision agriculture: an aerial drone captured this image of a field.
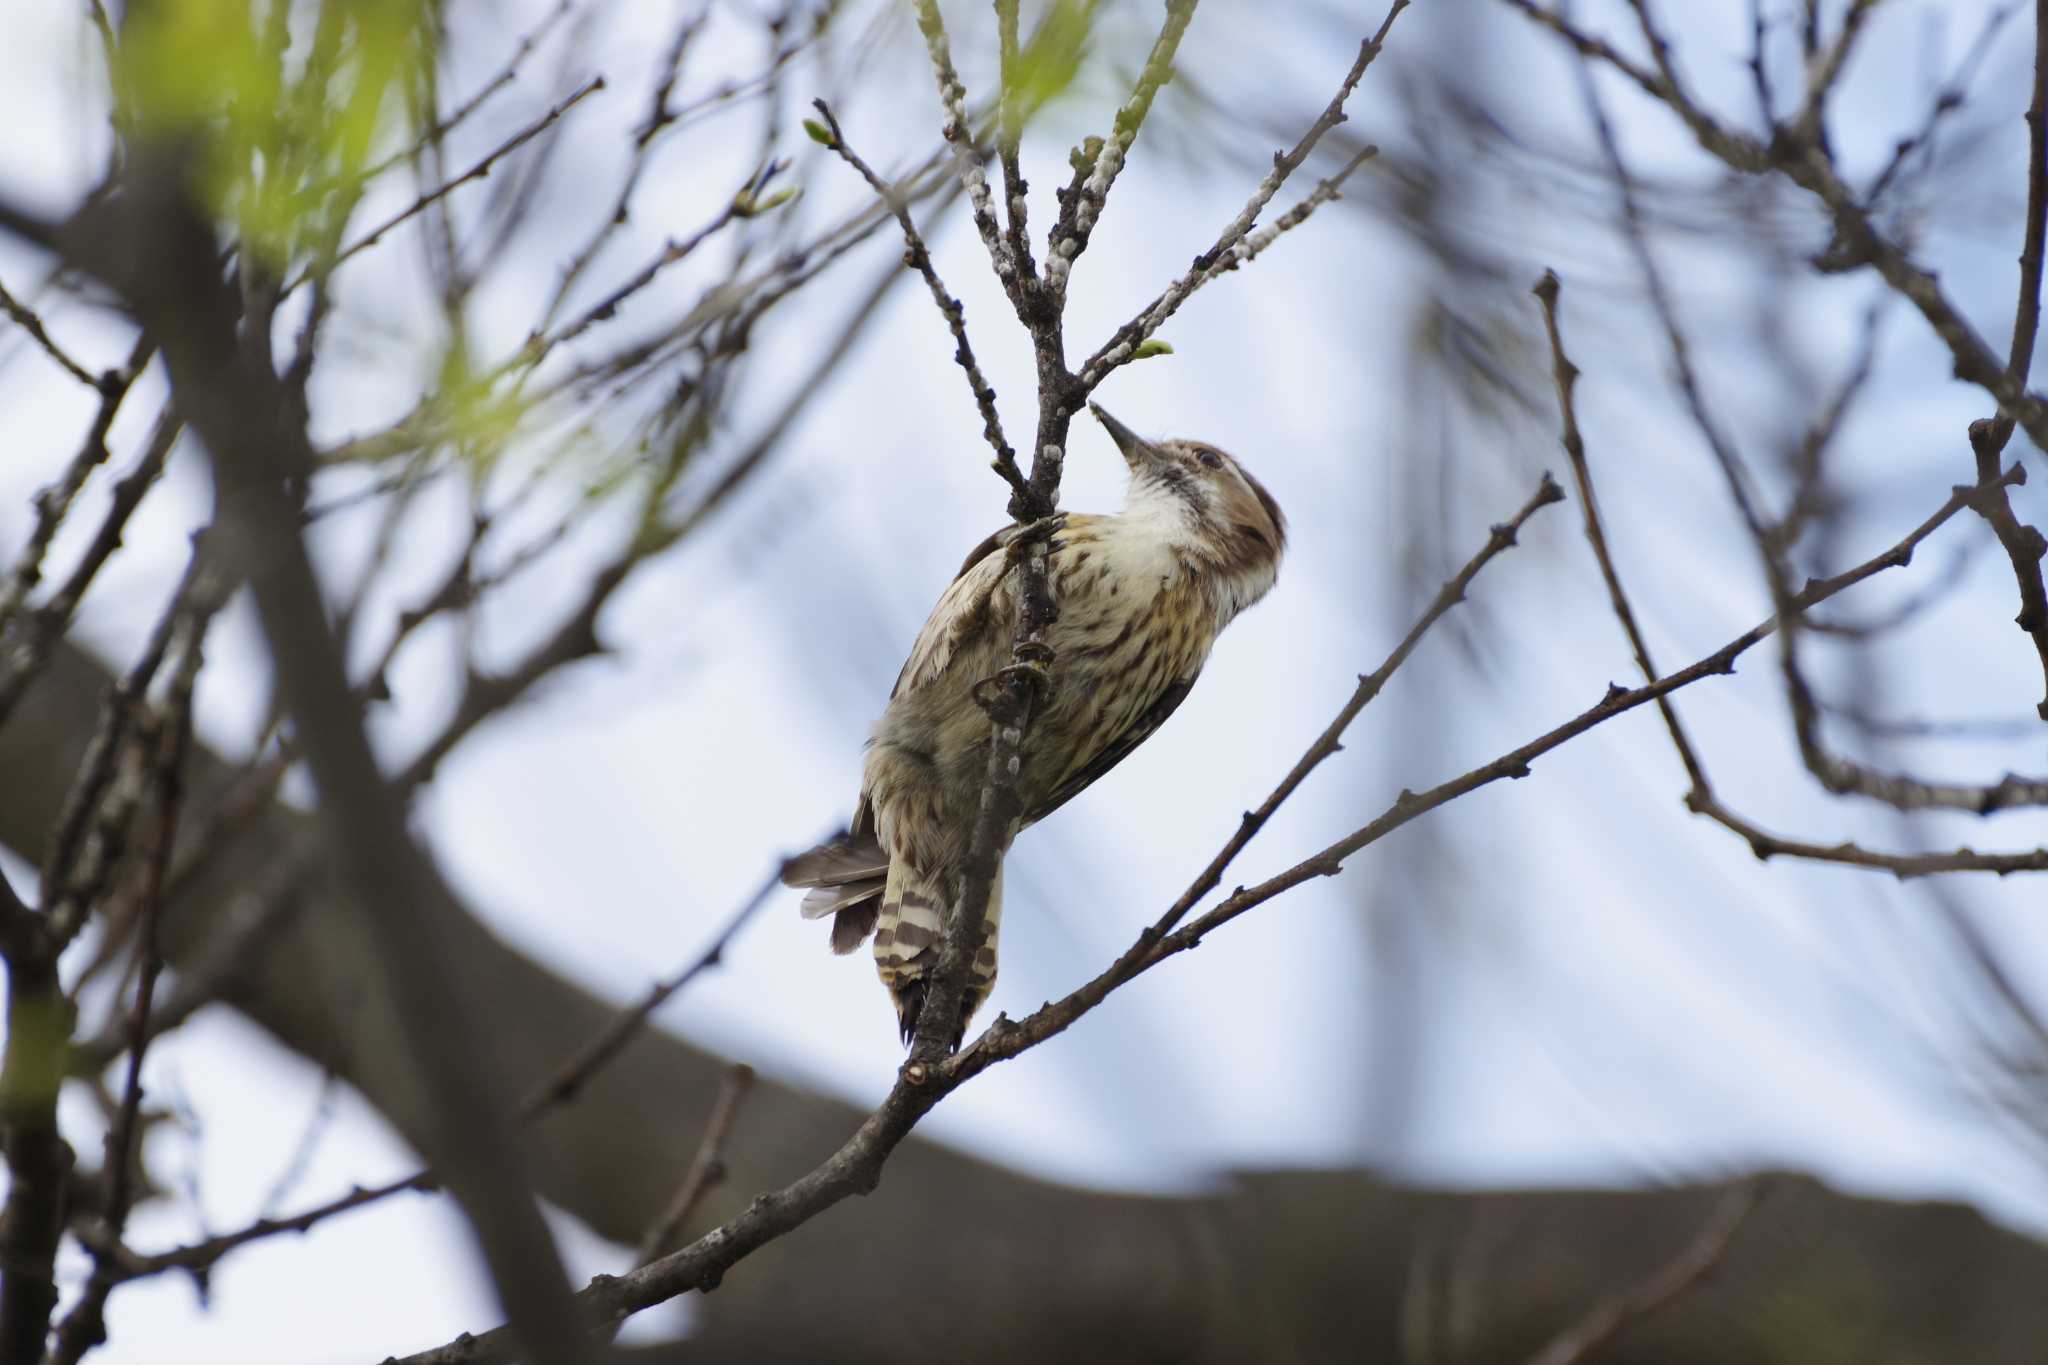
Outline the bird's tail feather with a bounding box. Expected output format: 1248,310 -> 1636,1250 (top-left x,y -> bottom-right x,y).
783,831 -> 887,891
784,830 -> 889,953
876,866 -> 1002,1049
830,899 -> 881,954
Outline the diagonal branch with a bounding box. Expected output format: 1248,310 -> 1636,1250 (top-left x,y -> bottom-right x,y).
629,1064 -> 755,1268
811,100 -> 1027,502
1961,0 -> 2048,720
0,275 -> 99,388
1563,19 -> 2048,809
1537,269 -> 2048,874
1524,1177 -> 1768,1365
1045,0 -> 1200,299
1079,1 -> 1409,388
51,150 -> 587,1365
910,0 -> 1019,299
1151,472 -> 1563,946
387,435 -> 2015,1364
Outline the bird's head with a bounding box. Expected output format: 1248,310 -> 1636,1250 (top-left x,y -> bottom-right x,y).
1089,403 -> 1287,578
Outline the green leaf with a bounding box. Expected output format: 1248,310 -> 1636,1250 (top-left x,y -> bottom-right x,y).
802,118 -> 836,147
1131,339 -> 1174,360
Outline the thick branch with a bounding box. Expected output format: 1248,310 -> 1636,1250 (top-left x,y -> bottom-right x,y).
0,867 -> 64,1365
59,151 -> 584,1365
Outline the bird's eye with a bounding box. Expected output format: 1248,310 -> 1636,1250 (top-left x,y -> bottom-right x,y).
1196,449 -> 1223,470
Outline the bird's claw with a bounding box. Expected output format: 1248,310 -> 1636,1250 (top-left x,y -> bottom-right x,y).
999,514 -> 1067,563
971,655 -> 1055,715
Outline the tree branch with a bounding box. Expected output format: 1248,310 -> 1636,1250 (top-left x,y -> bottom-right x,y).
1045,0 -> 1199,300
811,100 -> 1027,502
1537,269 -> 2048,876
388,427 -> 2008,1364
1079,1 -> 1409,388
0,869 -> 64,1365
630,1064 -> 755,1268
1524,1176 -> 1768,1365
1961,0 -> 2048,719
61,150 -> 585,1364
909,0 -> 1017,298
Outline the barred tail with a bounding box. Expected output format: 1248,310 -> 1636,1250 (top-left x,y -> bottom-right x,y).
875,864 -> 1003,1050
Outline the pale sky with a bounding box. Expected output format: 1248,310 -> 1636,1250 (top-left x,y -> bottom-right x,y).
4,1 -> 2047,1360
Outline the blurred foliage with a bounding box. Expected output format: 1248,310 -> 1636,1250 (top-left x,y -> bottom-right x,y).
1003,0 -> 1097,125
431,336 -> 528,474
119,0 -> 432,267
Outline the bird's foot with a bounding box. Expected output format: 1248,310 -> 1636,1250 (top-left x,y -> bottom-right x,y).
972,647 -> 1056,716
998,513 -> 1066,563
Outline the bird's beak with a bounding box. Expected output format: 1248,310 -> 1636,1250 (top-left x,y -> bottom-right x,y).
1089,403 -> 1163,472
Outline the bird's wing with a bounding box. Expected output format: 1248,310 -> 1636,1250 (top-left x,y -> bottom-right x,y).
891,517 -> 1107,698
888,526 -> 1015,699
1021,674 -> 1197,828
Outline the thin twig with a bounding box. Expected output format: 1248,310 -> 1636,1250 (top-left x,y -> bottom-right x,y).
910,0 -> 1017,296
1790,0 -> 1880,143
1523,1177 -> 1767,1365
1046,0 -> 1200,299
1152,471 -> 1564,946
50,584 -> 212,1363
297,75 -> 606,291
1189,143 -> 1380,287
1079,1 -> 1410,387
630,1065 -> 755,1267
100,866 -> 785,1282
0,333 -> 153,654
1960,0 -> 2048,719
1535,269 -> 1706,793
1865,4 -> 2017,208
812,100 -> 1026,503
38,515 -> 208,950
386,451 -> 2017,1365
993,0 -> 1036,289
0,275 -> 99,387
522,868 -> 782,1114
538,9 -> 712,334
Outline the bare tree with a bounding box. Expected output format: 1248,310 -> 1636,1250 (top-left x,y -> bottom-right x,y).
2,1 -> 2048,1362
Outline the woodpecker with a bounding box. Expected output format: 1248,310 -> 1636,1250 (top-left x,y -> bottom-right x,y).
783,403 -> 1286,1049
